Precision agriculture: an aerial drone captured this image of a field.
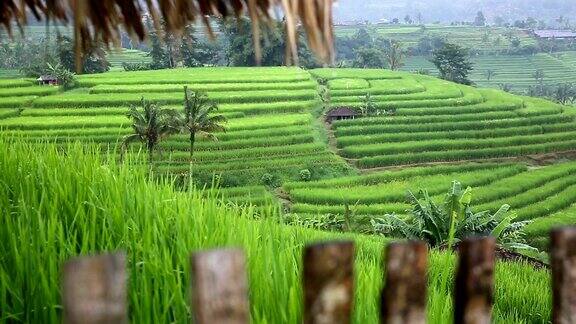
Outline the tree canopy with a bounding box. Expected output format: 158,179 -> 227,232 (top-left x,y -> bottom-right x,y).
1,0 -> 335,70
431,43 -> 474,85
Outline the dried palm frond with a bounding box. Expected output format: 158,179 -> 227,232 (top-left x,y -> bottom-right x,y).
0,0 -> 335,71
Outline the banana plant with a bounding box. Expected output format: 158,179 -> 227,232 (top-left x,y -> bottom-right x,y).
372,181 -> 538,254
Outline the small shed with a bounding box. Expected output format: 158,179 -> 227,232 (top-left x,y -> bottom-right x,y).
37,75 -> 59,86
533,30 -> 576,40
326,107 -> 358,123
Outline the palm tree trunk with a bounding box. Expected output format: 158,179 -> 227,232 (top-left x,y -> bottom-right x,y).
147,140 -> 154,165
190,132 -> 196,160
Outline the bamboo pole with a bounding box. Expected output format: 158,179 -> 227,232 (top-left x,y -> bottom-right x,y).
191,249 -> 250,324
62,252 -> 127,324
454,237 -> 495,324
551,227 -> 576,324
303,241 -> 354,324
381,241 -> 428,324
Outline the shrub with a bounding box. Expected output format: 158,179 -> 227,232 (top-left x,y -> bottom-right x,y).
414,68 -> 431,75
122,62 -> 152,71
299,169 -> 312,182
261,173 -> 276,187
46,63 -> 76,90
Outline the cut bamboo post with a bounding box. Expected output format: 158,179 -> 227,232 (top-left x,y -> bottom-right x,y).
454,237 -> 495,324
191,249 -> 249,324
303,241 -> 354,324
381,241 -> 428,324
551,227 -> 576,324
62,252 -> 127,324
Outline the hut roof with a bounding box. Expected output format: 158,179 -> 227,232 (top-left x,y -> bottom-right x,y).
534,30 -> 576,39
327,107 -> 358,118
37,75 -> 57,81
0,0 -> 335,71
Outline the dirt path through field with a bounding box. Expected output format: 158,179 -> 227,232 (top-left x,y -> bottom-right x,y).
322,118 -> 360,167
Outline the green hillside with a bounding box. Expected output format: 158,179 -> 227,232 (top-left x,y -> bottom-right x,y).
107,49 -> 152,70
3,65 -> 576,322
403,52 -> 576,91
1,67 -> 575,248
319,69 -> 576,167
285,161 -> 576,250
336,25 -> 536,52
0,68 -> 353,208
333,0 -> 576,24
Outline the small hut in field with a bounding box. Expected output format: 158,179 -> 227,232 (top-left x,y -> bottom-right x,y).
326,107 -> 358,123
37,75 -> 59,86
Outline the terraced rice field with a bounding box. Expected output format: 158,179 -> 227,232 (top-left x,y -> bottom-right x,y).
0,68 -> 353,210
319,68 -> 576,167
0,79 -> 58,118
0,25 -> 73,41
0,138 -> 554,323
403,52 -> 576,91
107,49 -> 152,70
2,66 -> 576,247
284,161 -> 576,249
336,25 -> 536,52
0,69 -> 21,79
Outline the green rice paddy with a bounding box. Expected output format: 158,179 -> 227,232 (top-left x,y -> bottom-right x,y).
403,52 -> 576,91
2,66 -> 576,216
107,48 -> 151,70
1,65 -> 575,322
0,139 -> 553,323
335,25 -> 536,52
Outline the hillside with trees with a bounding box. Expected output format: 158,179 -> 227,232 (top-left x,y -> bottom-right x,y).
334,0 -> 576,25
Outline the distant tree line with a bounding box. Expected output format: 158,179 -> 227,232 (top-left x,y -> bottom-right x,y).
333,20 -> 576,62
138,18 -> 223,70
3,16 -> 576,76
527,83 -> 576,105
1,17 -> 322,75
138,17 -> 321,71
335,28 -> 408,69
0,35 -> 110,76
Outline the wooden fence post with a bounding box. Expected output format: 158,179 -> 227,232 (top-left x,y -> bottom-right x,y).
62,252 -> 127,324
551,227 -> 576,324
381,241 -> 428,324
191,249 -> 250,324
303,241 -> 354,324
454,237 -> 495,324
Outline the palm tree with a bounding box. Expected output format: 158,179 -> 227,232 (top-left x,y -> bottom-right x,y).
484,69 -> 497,81
121,98 -> 180,164
181,86 -> 227,159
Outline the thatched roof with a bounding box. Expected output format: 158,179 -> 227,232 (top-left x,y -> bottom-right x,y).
327,107 -> 358,118
0,0 -> 335,70
37,75 -> 58,81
